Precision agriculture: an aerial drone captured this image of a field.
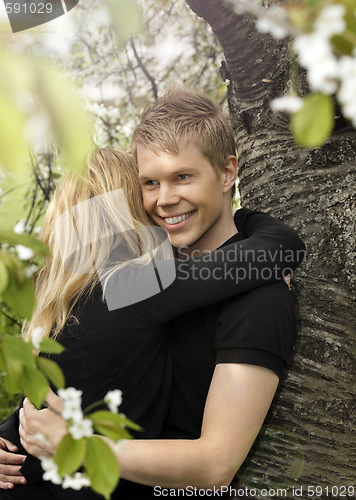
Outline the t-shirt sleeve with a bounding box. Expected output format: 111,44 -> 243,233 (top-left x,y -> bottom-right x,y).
207,280 -> 297,378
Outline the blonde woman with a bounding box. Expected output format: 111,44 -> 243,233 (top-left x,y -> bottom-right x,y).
0,148 -> 304,499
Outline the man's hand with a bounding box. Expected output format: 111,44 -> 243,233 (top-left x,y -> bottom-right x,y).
0,437 -> 27,489
19,396 -> 67,459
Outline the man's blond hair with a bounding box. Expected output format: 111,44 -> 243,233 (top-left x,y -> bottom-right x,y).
132,88 -> 236,197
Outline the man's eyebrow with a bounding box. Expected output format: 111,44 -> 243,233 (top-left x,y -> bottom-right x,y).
172,167 -> 200,175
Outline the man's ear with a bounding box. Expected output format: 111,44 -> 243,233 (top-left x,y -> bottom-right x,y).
223,156 -> 238,193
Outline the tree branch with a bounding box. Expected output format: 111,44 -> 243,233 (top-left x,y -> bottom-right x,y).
130,39 -> 158,100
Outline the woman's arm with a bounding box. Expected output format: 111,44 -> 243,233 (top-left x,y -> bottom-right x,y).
0,409 -> 28,489
138,209 -> 305,323
0,437 -> 27,489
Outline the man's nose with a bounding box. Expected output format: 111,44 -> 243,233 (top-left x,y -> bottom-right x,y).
157,184 -> 180,207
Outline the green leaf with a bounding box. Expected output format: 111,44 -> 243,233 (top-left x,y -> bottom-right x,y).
85,436 -> 119,500
3,273 -> 35,319
36,356 -> 65,390
331,34 -> 354,56
117,414 -> 142,432
1,337 -> 35,394
90,410 -> 136,440
22,365 -> 49,409
39,338 -> 65,355
0,175 -> 31,234
2,337 -> 35,368
0,344 -> 23,394
305,0 -> 324,7
54,433 -> 86,477
291,93 -> 334,148
0,252 -> 25,283
0,231 -> 50,256
0,347 -> 6,371
332,7 -> 356,55
0,50 -> 93,178
0,257 -> 9,295
3,357 -> 23,394
107,0 -> 144,46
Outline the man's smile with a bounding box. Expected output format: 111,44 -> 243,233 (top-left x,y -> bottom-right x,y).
162,211 -> 195,226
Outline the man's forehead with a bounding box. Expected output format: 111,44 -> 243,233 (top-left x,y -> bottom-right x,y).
136,138 -> 203,171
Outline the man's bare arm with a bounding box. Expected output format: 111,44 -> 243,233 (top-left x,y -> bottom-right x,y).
20,364 -> 278,489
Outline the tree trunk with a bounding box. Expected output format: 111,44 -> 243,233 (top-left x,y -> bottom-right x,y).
186,1 -> 356,497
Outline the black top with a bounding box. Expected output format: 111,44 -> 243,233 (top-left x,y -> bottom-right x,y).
118,235 -> 297,499
0,209 -> 305,499
161,272 -> 296,442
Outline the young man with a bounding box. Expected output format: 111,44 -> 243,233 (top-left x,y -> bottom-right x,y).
112,88 -> 300,497
1,89 -> 304,498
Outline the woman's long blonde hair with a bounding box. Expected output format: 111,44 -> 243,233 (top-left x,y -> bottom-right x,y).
23,148 -> 164,341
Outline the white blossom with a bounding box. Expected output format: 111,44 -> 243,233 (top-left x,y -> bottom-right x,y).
34,433 -> 48,444
14,220 -> 29,234
61,401 -> 83,422
41,458 -> 62,485
113,439 -> 128,452
338,57 -> 356,126
31,327 -> 44,350
62,472 -> 91,490
58,387 -> 83,402
16,245 -> 34,261
294,33 -> 332,67
315,3 -> 346,39
307,63 -> 339,95
61,403 -> 83,423
271,96 -> 303,113
293,33 -> 338,94
104,389 -> 123,413
341,99 -> 356,127
256,6 -> 290,39
25,264 -> 38,278
69,418 -> 94,440
338,55 -> 356,82
58,387 -> 84,423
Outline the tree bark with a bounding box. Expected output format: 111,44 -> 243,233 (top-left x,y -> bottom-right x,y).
186,1 -> 356,497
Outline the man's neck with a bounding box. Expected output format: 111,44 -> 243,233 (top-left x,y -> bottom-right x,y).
179,210 -> 238,257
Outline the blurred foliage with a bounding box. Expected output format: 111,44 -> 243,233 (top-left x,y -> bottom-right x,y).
0,0 -> 229,496
63,0 -> 228,148
0,306 -> 22,420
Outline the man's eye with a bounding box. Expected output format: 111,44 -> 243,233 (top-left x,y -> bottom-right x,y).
177,174 -> 190,181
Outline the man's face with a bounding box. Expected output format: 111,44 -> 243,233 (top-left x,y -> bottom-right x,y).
137,140 -> 232,253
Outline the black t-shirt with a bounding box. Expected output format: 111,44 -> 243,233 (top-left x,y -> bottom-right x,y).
117,233 -> 298,499
161,280 -> 295,442
0,210 -> 304,499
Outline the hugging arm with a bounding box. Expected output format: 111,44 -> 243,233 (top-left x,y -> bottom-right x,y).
20,366 -> 278,490
19,282 -> 295,490
113,364 -> 279,489
106,282 -> 295,489
0,412 -> 27,489
138,208 -> 305,323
